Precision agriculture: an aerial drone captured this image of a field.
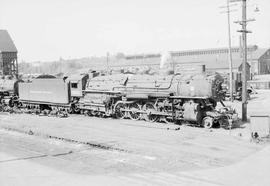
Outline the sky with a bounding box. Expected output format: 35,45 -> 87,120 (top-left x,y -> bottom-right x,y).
0,0 -> 269,62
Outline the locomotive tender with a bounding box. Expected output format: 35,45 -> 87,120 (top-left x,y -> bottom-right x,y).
0,72 -> 238,128
0,76 -> 22,110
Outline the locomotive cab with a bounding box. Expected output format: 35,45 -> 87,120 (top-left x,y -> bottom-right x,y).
67,74 -> 89,99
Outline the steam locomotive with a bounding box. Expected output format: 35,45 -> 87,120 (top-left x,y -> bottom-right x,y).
0,72 -> 238,128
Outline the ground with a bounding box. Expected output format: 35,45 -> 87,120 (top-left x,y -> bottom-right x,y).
0,90 -> 270,186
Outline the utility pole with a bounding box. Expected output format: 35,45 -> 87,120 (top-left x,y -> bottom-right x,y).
232,0 -> 255,121
234,0 -> 252,121
241,0 -> 248,122
220,1 -> 236,102
226,0 -> 234,102
106,52 -> 110,74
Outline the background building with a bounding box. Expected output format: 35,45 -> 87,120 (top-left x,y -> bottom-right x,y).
0,30 -> 18,77
106,45 -> 270,78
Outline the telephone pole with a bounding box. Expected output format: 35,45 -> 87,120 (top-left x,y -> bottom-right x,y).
226,0 -> 234,102
227,0 -> 256,121
106,52 -> 110,74
220,1 -> 236,102
241,0 -> 248,122
234,0 -> 252,122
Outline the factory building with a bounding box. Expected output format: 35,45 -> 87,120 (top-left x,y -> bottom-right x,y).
111,45 -> 270,77
0,30 -> 18,77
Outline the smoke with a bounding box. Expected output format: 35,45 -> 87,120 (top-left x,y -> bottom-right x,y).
160,51 -> 172,69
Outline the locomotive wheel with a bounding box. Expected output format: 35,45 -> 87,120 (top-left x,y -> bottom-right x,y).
99,112 -> 107,118
128,103 -> 141,120
163,116 -> 174,124
114,102 -> 127,119
87,110 -> 94,116
202,117 -> 214,129
83,110 -> 89,116
58,111 -> 68,118
91,110 -> 98,117
67,107 -> 73,114
142,102 -> 158,122
73,105 -> 80,114
80,109 -> 85,115
86,110 -> 93,116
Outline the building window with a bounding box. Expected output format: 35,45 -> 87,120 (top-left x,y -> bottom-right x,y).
71,83 -> 78,88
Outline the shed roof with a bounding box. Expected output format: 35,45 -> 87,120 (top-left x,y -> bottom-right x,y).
0,30 -> 17,53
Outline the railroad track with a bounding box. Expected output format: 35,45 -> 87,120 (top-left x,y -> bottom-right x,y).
0,126 -> 129,153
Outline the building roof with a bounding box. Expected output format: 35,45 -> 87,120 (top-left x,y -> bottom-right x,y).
172,49 -> 241,70
172,46 -> 269,70
0,30 -> 17,53
125,46 -> 258,60
67,73 -> 88,81
252,48 -> 269,59
119,45 -> 269,71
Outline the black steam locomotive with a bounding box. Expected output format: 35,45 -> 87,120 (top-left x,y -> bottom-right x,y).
0,72 -> 238,129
